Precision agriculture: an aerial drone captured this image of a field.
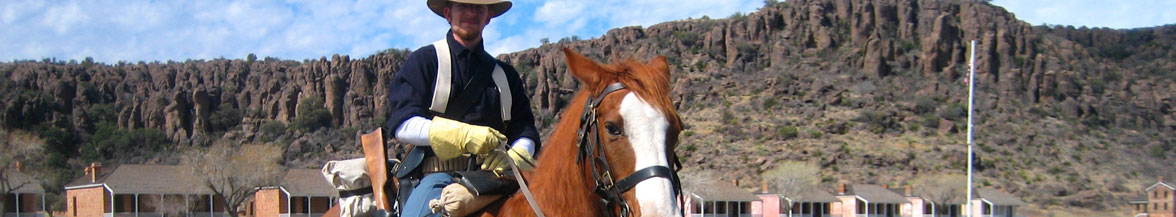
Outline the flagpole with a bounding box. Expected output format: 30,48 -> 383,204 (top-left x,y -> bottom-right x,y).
966,40 -> 976,217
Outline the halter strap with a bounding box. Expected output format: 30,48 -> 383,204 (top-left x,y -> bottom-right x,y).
612,166 -> 675,193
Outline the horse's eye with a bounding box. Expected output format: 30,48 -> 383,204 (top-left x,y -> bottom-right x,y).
605,123 -> 623,136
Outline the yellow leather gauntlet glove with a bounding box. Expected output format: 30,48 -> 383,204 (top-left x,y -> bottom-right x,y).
481,146 -> 536,171
429,117 -> 506,161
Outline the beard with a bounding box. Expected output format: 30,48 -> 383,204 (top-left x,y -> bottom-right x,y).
452,24 -> 482,42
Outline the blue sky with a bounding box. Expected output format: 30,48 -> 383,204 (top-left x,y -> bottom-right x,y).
1,0 -> 1173,63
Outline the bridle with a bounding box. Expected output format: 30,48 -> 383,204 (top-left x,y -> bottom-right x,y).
574,82 -> 683,217
510,82 -> 683,217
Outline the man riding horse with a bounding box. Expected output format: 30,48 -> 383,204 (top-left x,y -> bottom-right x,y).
385,0 -> 540,216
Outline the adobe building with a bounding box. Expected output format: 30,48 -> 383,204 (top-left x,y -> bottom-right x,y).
833,183 -> 908,217
887,185 -> 934,217
682,180 -> 762,217
3,170 -> 46,217
968,188 -> 1026,217
1133,177 -> 1176,217
758,186 -> 839,217
251,169 -> 336,217
63,163 -> 227,217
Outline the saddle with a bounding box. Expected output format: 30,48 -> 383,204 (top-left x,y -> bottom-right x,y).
358,128 -> 516,217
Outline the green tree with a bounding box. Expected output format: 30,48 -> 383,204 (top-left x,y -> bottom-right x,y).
210,103 -> 243,132
292,96 -> 331,132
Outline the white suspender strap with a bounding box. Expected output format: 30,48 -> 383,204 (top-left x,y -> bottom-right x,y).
492,64 -> 512,121
429,39 -> 514,121
430,39 -> 452,113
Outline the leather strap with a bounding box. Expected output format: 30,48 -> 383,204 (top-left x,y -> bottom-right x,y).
510,159 -> 546,217
338,186 -> 374,198
429,39 -> 512,121
430,40 -> 453,113
612,166 -> 675,193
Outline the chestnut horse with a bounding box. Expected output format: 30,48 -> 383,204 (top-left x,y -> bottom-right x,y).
477,48 -> 684,217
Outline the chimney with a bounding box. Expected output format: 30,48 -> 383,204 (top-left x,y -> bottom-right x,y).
1161,176 -> 1165,183
761,181 -> 770,194
13,161 -> 22,172
85,163 -> 103,183
905,185 -> 913,197
882,184 -> 889,189
838,183 -> 847,195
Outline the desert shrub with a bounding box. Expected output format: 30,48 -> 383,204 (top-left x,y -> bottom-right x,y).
855,110 -> 891,134
673,31 -> 700,47
259,120 -> 287,142
736,41 -> 760,59
913,97 -> 937,114
940,103 -> 967,121
762,98 -> 780,109
777,126 -> 799,140
1151,144 -> 1167,158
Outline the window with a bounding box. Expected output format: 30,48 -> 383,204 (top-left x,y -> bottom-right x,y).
924,203 -> 933,214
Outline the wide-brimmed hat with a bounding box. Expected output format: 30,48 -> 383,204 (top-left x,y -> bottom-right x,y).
427,0 -> 512,18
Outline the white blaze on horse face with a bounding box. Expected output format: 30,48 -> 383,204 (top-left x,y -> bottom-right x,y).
618,93 -> 682,217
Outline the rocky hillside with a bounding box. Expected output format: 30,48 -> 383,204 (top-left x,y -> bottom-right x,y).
2,0 -> 1174,215
503,0 -> 1174,215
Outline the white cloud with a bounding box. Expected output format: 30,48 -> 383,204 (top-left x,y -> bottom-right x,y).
534,0 -> 586,28
40,2 -> 88,34
6,0 -> 1175,63
1,0 -> 770,63
993,0 -> 1176,29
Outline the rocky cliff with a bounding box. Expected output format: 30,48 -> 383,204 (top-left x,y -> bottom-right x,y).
2,0 -> 1173,214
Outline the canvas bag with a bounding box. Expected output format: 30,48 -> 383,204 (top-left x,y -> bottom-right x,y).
322,158 -> 377,217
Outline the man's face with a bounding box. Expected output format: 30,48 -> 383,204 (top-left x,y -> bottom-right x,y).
444,2 -> 491,42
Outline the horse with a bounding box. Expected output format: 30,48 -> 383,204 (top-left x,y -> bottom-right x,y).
477,48 -> 684,217
327,48 -> 684,217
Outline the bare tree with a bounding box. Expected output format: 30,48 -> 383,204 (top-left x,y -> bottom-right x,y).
762,160 -> 820,197
912,174 -> 967,204
183,140 -> 285,217
0,129 -> 45,214
152,194 -> 192,217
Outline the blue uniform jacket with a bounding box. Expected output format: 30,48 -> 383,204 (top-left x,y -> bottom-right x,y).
386,32 -> 542,153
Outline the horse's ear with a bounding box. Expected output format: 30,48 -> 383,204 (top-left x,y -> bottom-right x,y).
649,55 -> 669,74
563,48 -> 601,85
